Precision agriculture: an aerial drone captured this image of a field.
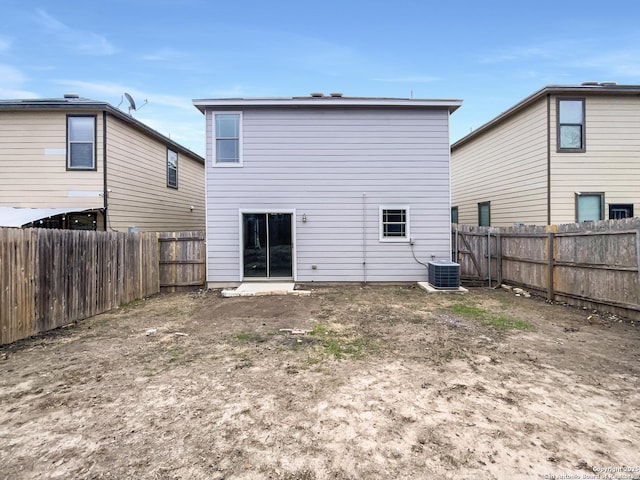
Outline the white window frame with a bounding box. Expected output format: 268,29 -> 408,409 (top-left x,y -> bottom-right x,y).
67,115 -> 96,170
213,111 -> 243,167
379,205 -> 410,243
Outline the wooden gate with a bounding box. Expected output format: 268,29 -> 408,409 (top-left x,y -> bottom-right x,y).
158,231 -> 206,292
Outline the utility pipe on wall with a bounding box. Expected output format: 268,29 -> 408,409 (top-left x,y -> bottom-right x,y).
362,192 -> 367,283
487,228 -> 492,287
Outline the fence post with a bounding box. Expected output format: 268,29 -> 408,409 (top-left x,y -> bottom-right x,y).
546,224 -> 556,301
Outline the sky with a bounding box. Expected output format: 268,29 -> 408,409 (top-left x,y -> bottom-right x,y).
2,0 -> 639,157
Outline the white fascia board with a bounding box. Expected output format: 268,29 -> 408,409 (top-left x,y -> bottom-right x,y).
193,97 -> 462,112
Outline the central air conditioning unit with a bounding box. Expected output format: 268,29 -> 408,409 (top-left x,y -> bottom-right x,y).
428,260 -> 460,289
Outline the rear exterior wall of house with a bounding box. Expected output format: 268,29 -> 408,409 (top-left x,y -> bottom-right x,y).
204,106 -> 453,285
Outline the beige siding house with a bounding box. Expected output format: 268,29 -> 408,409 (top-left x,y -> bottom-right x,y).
451,83 -> 640,226
0,96 -> 205,231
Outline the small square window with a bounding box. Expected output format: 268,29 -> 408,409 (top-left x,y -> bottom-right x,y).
67,115 -> 96,170
451,206 -> 459,224
609,204 -> 633,220
576,193 -> 603,222
379,206 -> 410,242
167,149 -> 178,189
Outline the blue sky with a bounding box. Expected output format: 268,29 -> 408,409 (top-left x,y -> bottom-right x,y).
2,0 -> 639,156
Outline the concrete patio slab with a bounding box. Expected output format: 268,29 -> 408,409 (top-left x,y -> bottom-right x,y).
417,282 -> 468,294
221,282 -> 311,297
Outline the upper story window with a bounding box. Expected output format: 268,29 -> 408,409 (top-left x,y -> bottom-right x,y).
379,206 -> 410,242
214,113 -> 242,165
67,115 -> 96,170
557,98 -> 585,152
167,148 -> 178,189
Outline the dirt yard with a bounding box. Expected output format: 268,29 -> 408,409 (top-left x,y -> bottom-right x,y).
1,285 -> 639,480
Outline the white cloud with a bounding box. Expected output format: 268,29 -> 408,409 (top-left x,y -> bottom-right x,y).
52,80 -> 195,111
0,64 -> 37,98
373,75 -> 440,83
35,10 -> 117,56
477,46 -> 552,64
0,64 -> 26,84
0,37 -> 10,53
140,48 -> 184,61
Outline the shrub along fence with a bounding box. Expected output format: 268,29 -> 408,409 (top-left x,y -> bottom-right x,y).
453,218 -> 640,321
0,228 -> 205,345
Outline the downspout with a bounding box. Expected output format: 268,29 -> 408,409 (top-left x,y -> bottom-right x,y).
487,228 -> 491,287
362,192 -> 367,283
102,111 -> 108,230
546,94 -> 551,225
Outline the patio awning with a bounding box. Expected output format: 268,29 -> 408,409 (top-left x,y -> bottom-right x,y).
0,207 -> 98,228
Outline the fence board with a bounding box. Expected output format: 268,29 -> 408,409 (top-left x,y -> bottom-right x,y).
453,218 -> 640,320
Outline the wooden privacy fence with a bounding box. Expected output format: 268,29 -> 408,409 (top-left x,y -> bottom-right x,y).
453,218 -> 640,320
1,228 -> 164,345
158,231 -> 206,292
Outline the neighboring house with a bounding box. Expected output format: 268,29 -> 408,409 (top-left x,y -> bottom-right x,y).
0,95 -> 205,231
193,93 -> 462,286
451,83 -> 640,227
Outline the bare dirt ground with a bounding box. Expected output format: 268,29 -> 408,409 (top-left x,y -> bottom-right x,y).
1,285 -> 639,480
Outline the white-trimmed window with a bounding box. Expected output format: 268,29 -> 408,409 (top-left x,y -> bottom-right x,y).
379,206 -> 410,242
67,115 -> 96,170
167,148 -> 178,189
214,112 -> 242,165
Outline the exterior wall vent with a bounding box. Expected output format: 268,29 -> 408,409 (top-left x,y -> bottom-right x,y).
64,93 -> 80,99
428,260 -> 460,289
330,92 -> 343,97
310,92 -> 324,98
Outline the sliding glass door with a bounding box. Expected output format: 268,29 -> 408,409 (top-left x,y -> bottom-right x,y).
242,213 -> 292,279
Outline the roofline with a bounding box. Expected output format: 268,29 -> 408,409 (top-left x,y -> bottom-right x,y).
0,99 -> 204,163
451,83 -> 640,151
192,96 -> 463,114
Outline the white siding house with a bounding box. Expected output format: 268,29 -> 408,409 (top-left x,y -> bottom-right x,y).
193,94 -> 462,287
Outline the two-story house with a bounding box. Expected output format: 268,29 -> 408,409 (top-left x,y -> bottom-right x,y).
451,83 -> 640,227
193,93 -> 462,286
0,95 -> 205,231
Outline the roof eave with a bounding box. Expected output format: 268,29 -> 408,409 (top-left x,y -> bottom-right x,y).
193,97 -> 463,113
0,100 -> 204,164
452,84 -> 640,150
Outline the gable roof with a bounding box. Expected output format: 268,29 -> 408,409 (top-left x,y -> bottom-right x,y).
193,94 -> 462,113
0,96 -> 204,163
452,83 -> 640,151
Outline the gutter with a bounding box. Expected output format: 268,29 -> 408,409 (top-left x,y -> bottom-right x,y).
103,111 -> 108,230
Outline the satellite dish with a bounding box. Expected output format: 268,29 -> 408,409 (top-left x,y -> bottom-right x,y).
124,92 -> 136,111
122,92 -> 147,116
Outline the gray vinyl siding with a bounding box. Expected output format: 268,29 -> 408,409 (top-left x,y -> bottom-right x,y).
451,98 -> 548,226
204,107 -> 452,283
